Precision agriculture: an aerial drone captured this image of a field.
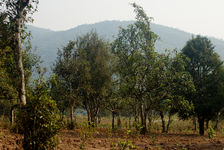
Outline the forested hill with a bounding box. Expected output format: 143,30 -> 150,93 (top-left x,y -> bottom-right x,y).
28,20 -> 224,69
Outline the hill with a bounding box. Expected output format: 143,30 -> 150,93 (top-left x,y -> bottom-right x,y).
28,20 -> 224,69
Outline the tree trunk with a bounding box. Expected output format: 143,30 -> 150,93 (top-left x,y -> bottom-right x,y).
198,117 -> 205,135
112,111 -> 115,130
117,111 -> 121,128
140,105 -> 148,134
134,107 -> 139,122
206,120 -> 209,129
11,108 -> 15,124
160,111 -> 166,133
148,112 -> 152,132
97,115 -> 101,124
214,112 -> 220,130
87,109 -> 91,126
129,115 -> 131,129
15,13 -> 26,106
69,104 -> 74,129
89,108 -> 99,127
193,117 -> 197,132
10,104 -> 19,124
166,113 -> 172,133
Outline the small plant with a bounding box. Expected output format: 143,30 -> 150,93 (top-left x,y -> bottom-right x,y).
79,122 -> 95,149
207,127 -> 216,139
116,139 -> 136,150
133,121 -> 143,134
126,129 -> 131,135
150,134 -> 157,145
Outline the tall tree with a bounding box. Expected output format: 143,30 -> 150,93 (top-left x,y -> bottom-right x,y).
112,3 -> 158,134
76,32 -> 112,127
181,35 -> 223,135
53,41 -> 80,129
1,0 -> 39,105
152,52 -> 195,133
0,12 -> 40,119
53,32 -> 112,127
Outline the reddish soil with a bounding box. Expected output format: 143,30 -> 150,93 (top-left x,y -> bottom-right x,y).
1,128 -> 224,150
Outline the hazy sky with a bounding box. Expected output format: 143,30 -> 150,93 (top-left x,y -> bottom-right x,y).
32,0 -> 224,39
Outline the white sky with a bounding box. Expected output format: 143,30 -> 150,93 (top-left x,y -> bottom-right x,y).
32,0 -> 224,39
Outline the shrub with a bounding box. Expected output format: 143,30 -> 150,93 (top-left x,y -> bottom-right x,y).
17,81 -> 63,150
116,139 -> 136,150
207,127 -> 216,139
133,121 -> 143,134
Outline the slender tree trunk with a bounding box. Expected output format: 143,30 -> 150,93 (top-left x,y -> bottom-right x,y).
97,115 -> 101,124
166,113 -> 172,133
143,112 -> 148,134
193,117 -> 197,132
11,108 -> 15,124
214,112 -> 220,130
117,111 -> 121,128
69,82 -> 74,129
10,104 -> 19,124
129,115 -> 131,129
112,111 -> 115,130
140,105 -> 148,134
134,107 -> 139,122
90,114 -> 96,127
148,112 -> 152,132
87,109 -> 91,126
160,111 -> 166,133
15,13 -> 26,106
69,104 -> 74,129
206,120 -> 209,129
198,117 -> 205,135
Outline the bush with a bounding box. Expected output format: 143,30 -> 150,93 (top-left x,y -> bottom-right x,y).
133,121 -> 143,134
17,82 -> 63,150
207,127 -> 216,139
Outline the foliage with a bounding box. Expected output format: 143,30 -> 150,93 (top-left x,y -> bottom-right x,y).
207,127 -> 216,139
1,0 -> 39,105
52,41 -> 80,129
112,3 -> 158,134
53,32 -> 112,127
0,12 -> 41,117
133,121 -> 143,134
17,77 -> 63,150
111,139 -> 136,150
0,0 -> 39,24
182,35 -> 224,135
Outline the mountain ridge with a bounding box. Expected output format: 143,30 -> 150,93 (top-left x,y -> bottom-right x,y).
27,20 -> 224,69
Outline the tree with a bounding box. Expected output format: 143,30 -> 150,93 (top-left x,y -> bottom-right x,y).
181,35 -> 223,135
53,41 -> 80,129
1,0 -> 39,106
76,32 -> 112,127
112,3 -> 158,134
53,32 -> 112,127
152,51 -> 195,133
0,12 -> 40,120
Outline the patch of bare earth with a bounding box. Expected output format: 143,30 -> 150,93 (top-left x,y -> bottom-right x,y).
1,129 -> 224,149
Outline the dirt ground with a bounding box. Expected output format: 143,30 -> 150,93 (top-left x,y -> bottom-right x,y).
1,128 -> 224,150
